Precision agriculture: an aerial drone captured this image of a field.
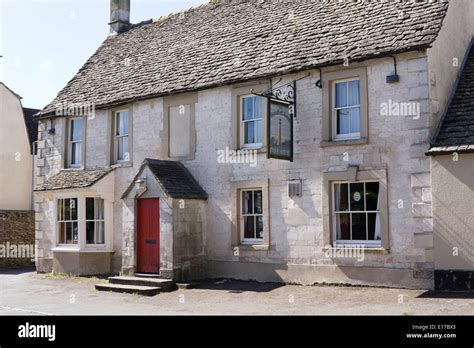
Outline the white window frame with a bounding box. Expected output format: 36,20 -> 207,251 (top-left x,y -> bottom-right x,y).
240,95 -> 264,149
332,180 -> 381,247
85,197 -> 105,246
53,193 -> 111,252
332,78 -> 361,141
114,109 -> 129,163
67,117 -> 84,168
56,197 -> 79,246
240,188 -> 264,244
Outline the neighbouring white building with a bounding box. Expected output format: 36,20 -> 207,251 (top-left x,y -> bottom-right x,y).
33,0 -> 474,291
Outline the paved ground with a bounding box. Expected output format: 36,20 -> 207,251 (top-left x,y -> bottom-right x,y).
1,268 -> 473,315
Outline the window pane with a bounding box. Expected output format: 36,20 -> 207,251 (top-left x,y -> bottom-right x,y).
349,108 -> 360,134
72,222 -> 79,244
86,221 -> 95,244
336,213 -> 350,240
348,80 -> 360,106
58,222 -> 66,244
70,198 -> 78,220
367,213 -> 377,240
58,199 -> 64,221
66,222 -> 72,244
350,183 -> 365,211
365,182 -> 380,211
335,82 -> 347,108
254,190 -> 263,214
256,216 -> 264,239
244,216 -> 255,239
96,221 -> 105,244
86,198 -> 94,220
116,112 -> 129,136
122,136 -> 129,161
70,119 -> 83,141
95,198 -> 104,220
255,120 -> 263,144
334,183 -> 349,211
64,199 -> 71,220
244,121 -> 255,144
117,137 -> 124,160
243,97 -> 254,121
337,109 -> 350,135
71,142 -> 82,165
254,97 -> 263,118
351,213 -> 367,240
242,191 -> 253,214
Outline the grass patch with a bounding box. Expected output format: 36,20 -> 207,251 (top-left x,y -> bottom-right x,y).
44,272 -> 108,283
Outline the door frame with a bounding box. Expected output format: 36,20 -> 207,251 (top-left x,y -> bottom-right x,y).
135,197 -> 161,274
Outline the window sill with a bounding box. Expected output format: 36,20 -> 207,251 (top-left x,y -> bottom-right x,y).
236,244 -> 270,251
321,138 -> 368,147
52,247 -> 114,253
239,146 -> 266,154
111,162 -> 132,169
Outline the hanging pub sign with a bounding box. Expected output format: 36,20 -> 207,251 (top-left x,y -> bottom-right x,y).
251,74 -> 310,162
268,99 -> 293,161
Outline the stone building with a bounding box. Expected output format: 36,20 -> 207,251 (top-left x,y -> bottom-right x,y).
33,0 -> 474,290
0,82 -> 38,267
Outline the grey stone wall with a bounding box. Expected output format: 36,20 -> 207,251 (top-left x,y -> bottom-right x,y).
0,210 -> 35,268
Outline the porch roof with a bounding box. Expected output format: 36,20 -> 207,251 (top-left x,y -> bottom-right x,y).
122,159 -> 208,200
35,168 -> 114,191
428,40 -> 474,156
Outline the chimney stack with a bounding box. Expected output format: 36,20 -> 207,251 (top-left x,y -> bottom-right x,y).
109,0 -> 130,34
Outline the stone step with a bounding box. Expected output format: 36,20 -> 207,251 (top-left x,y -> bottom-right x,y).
108,276 -> 176,292
134,273 -> 161,279
95,283 -> 161,296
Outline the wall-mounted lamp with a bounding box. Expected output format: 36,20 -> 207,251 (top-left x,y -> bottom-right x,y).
135,177 -> 147,190
386,56 -> 400,83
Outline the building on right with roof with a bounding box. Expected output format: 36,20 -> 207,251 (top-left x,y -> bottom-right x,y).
427,39 -> 474,291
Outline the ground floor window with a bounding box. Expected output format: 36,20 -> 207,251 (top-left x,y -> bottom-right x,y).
333,181 -> 381,245
241,189 -> 264,243
57,198 -> 78,244
56,196 -> 107,248
86,198 -> 105,245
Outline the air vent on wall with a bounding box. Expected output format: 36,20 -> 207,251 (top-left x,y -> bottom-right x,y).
288,180 -> 302,197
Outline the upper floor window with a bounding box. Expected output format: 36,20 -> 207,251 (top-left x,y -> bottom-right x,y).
114,110 -> 129,162
68,118 -> 84,168
333,78 -> 360,140
241,96 -> 264,149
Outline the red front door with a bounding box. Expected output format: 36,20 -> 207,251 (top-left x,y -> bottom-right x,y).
137,198 -> 160,274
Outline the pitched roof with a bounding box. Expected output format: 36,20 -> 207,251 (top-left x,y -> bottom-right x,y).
37,0 -> 449,117
35,168 -> 113,191
428,39 -> 474,155
122,159 -> 208,200
23,108 -> 39,152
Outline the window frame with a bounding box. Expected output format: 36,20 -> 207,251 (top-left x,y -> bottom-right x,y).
322,168 -> 389,251
332,78 -> 361,141
332,180 -> 381,247
240,95 -> 265,150
85,197 -> 106,246
67,117 -> 84,168
321,67 -> 368,147
53,194 -> 111,251
56,197 -> 79,246
240,188 -> 264,244
113,109 -> 130,164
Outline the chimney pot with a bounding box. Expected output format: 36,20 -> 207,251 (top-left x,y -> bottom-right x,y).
110,0 -> 130,34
